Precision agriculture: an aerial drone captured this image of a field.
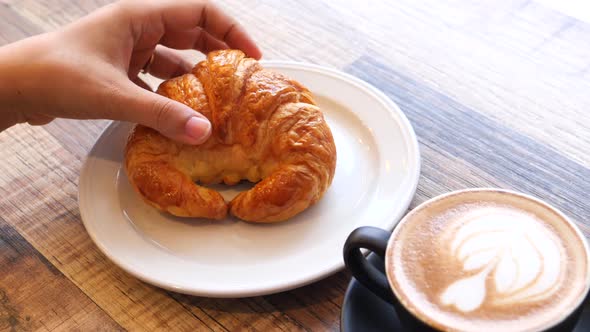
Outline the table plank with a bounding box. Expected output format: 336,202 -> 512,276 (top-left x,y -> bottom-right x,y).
328,0 -> 590,167
0,215 -> 122,331
43,119 -> 110,159
0,125 -> 209,331
0,3 -> 41,44
4,0 -> 113,32
347,55 -> 590,234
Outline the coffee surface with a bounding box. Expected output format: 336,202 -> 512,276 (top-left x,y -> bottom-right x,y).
388,191 -> 589,331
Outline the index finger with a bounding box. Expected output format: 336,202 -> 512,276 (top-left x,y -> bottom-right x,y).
145,0 -> 262,59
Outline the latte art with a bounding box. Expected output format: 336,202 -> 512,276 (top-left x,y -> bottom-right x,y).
387,190 -> 590,332
439,208 -> 564,312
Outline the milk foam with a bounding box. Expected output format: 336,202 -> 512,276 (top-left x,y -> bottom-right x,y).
440,208 -> 563,312
388,192 -> 589,332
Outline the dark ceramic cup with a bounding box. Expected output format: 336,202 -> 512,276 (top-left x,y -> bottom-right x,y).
343,189 -> 590,332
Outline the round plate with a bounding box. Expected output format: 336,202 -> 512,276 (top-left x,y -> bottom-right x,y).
78,61 -> 421,297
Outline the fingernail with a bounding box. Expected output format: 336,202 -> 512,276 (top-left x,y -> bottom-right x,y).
185,116 -> 211,143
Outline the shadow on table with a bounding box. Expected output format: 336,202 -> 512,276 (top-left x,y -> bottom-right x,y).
166,270 -> 350,317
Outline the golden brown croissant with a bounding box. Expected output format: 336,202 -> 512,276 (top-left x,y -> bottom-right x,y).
124,50 -> 337,222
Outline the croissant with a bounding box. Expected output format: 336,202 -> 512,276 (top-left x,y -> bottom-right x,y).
124,50 -> 337,223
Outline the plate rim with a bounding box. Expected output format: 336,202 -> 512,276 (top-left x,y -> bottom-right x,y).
78,61 -> 421,297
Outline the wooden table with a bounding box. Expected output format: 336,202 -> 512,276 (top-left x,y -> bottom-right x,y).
1,0 -> 590,330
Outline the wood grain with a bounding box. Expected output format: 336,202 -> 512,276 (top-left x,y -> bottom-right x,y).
347,55 -> 590,231
1,0 -> 590,331
0,4 -> 41,44
0,215 -> 122,332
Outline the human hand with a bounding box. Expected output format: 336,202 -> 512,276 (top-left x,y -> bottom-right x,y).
0,0 -> 261,144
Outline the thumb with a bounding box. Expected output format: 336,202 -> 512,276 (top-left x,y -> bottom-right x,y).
120,83 -> 211,145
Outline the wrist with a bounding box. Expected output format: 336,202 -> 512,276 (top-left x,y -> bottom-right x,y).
0,41 -> 32,130
0,34 -> 51,130
0,48 -> 22,130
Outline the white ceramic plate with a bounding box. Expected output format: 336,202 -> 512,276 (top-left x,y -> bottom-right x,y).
78,61 -> 420,297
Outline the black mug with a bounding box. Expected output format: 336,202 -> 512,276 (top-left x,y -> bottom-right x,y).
343,189 -> 590,332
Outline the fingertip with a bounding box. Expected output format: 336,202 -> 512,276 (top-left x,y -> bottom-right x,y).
248,46 -> 262,60
183,116 -> 212,145
147,46 -> 195,79
224,24 -> 262,60
240,42 -> 262,60
242,37 -> 262,59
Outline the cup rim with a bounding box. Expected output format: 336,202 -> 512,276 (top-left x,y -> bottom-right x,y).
383,187 -> 590,332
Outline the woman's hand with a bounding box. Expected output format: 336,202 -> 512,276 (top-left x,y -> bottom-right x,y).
0,0 -> 261,144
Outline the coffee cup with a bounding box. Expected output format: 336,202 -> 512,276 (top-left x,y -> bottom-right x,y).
343,188 -> 590,332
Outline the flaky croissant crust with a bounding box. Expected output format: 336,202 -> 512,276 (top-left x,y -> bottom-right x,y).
124,50 -> 336,222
